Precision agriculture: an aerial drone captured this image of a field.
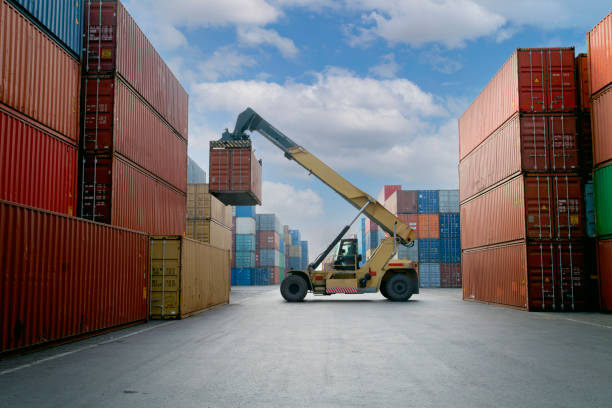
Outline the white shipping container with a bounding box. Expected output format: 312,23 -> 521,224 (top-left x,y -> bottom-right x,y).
235,217 -> 256,235
419,263 -> 441,288
438,190 -> 459,213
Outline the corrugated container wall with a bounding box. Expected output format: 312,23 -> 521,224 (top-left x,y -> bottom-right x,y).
418,190 -> 439,213
594,163 -> 612,237
598,239 -> 612,311
9,0 -> 83,58
438,190 -> 459,213
187,157 -> 206,183
1,109 -> 77,215
378,185 -> 401,203
587,12 -> 612,96
0,201 -> 149,353
591,86 -> 612,167
209,146 -> 262,205
0,0 -> 80,141
386,190 -> 418,214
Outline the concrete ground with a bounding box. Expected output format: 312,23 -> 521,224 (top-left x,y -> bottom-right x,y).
1,287 -> 612,408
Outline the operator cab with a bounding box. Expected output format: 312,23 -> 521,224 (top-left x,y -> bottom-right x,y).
333,238 -> 362,271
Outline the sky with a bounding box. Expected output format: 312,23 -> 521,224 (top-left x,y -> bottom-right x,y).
123,0 -> 610,259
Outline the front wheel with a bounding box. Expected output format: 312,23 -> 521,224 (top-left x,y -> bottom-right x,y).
385,274 -> 413,302
280,275 -> 308,302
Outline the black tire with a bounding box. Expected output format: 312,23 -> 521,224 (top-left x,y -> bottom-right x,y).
380,283 -> 390,299
280,275 -> 308,302
385,274 -> 413,302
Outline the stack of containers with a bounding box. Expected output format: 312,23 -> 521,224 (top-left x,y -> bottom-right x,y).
288,230 -> 302,270
256,214 -> 284,284
283,225 -> 291,271
187,156 -> 206,183
231,206 -> 257,285
185,184 -> 232,250
81,0 -> 188,235
365,185 -> 402,259
417,190 -> 439,287
1,0 -> 81,215
459,47 -> 592,311
588,13 -> 612,311
300,241 -> 309,269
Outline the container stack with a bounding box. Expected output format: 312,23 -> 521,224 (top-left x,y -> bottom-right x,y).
283,225 -> 291,271
588,13 -> 612,311
231,206 -> 257,285
300,241 -> 309,269
80,0 -> 188,235
459,47 -> 593,311
288,229 -> 302,270
188,156 -> 207,183
256,214 -> 284,284
379,187 -> 460,288
185,183 -> 232,250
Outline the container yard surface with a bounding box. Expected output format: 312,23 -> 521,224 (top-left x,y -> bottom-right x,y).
1,288 -> 611,408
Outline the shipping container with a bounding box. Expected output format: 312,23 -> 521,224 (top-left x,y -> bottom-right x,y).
185,219 -> 232,250
209,143 -> 262,205
459,48 -> 576,160
1,109 -> 77,215
462,240 -> 587,311
419,263 -> 441,288
378,185 -> 401,203
440,238 -> 461,263
587,12 -> 612,96
150,236 -> 230,319
439,213 -> 460,238
591,85 -> 612,167
186,184 -> 232,227
418,190 -> 439,213
460,174 -> 583,250
397,240 -> 419,261
84,1 -> 188,138
231,268 -> 253,286
576,54 -> 590,111
235,206 -> 256,218
440,263 -> 462,288
300,241 -> 309,268
1,0 -> 80,141
9,0 -> 83,58
288,257 -> 301,270
289,245 -> 302,258
0,200 -> 149,353
417,214 -> 440,239
250,268 -> 270,285
187,156 -> 206,183
235,234 -> 256,252
257,231 -> 280,250
289,229 -> 301,245
385,190 -> 418,214
459,114 -> 581,202
584,180 -> 596,238
80,155 -> 186,235
438,190 -> 459,213
235,217 -> 256,235
234,251 -> 256,268
84,77 -> 187,192
594,163 -> 612,237
418,239 -> 440,263
598,239 -> 612,311
397,214 -> 418,231
256,214 -> 283,234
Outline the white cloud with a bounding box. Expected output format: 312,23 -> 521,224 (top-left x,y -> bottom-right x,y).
419,47 -> 462,74
259,181 -> 323,219
199,47 -> 258,82
368,53 -> 400,78
237,26 -> 299,59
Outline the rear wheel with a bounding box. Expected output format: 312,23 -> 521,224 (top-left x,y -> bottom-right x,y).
385,274 -> 413,302
280,275 -> 308,302
380,283 -> 390,299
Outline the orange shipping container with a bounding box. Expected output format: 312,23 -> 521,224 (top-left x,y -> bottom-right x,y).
459,48 -> 576,160
599,239 -> 612,312
587,12 -> 612,96
417,214 -> 439,239
576,54 -> 590,111
591,85 -> 612,167
0,0 -> 80,142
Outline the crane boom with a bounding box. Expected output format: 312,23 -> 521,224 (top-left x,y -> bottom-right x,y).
223,108 -> 417,249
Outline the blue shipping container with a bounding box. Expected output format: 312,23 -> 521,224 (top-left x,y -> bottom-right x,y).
397,240 -> 419,261
438,190 -> 459,213
585,181 -> 596,238
10,0 -> 83,58
289,230 -> 301,245
231,268 -> 253,286
439,238 -> 461,263
419,263 -> 440,288
256,214 -> 282,233
439,213 -> 460,238
260,249 -> 281,267
236,206 -> 256,218
418,190 -> 439,213
235,251 -> 256,268
300,241 -> 309,268
251,268 -> 270,285
288,257 -> 301,270
418,239 -> 440,262
235,234 -> 256,251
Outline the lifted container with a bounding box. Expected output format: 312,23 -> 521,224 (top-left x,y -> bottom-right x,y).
209,140 -> 262,205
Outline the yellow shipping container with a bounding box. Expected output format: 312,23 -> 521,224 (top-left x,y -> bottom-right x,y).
289,245 -> 302,258
186,183 -> 232,228
150,236 -> 231,319
185,219 -> 232,250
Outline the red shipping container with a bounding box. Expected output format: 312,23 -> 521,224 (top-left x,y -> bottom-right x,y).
459,114 -> 581,202
463,241 -> 587,311
461,174 -> 583,250
398,214 -> 417,231
386,190 -> 418,214
365,218 -> 378,234
1,109 -> 77,215
599,239 -> 612,311
459,48 -> 576,160
0,0 -> 80,142
257,231 -> 280,250
440,263 -> 461,288
84,1 -> 188,138
576,54 -> 590,111
0,200 -> 149,353
591,85 -> 612,167
209,147 -> 262,205
81,155 -> 186,235
417,214 -> 439,239
269,266 -> 281,285
378,185 -> 401,202
587,12 -> 612,96
84,77 -> 187,192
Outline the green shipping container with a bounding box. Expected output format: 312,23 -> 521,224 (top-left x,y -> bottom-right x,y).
594,163 -> 612,238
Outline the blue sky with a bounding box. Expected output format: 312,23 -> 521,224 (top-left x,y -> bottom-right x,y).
124,0 -> 610,257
